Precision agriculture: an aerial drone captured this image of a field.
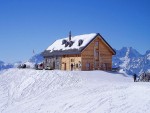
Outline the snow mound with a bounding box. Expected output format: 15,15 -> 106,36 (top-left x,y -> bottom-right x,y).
0,69 -> 150,113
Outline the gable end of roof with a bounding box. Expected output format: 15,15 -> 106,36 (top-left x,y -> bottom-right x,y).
80,33 -> 116,55
98,33 -> 116,55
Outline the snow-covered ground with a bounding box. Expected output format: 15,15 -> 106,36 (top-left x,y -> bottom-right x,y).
0,69 -> 150,113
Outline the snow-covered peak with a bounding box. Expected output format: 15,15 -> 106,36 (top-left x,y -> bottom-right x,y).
145,50 -> 150,54
127,47 -> 142,57
46,33 -> 97,51
145,50 -> 150,60
113,47 -> 150,75
116,47 -> 141,58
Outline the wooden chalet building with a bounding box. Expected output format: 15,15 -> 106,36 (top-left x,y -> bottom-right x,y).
42,33 -> 116,71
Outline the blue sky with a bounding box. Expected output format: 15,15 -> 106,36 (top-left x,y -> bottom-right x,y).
0,0 -> 150,63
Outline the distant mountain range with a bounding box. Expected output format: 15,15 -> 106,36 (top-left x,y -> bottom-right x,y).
0,53 -> 44,70
0,47 -> 150,75
28,53 -> 44,64
113,47 -> 150,75
0,61 -> 13,71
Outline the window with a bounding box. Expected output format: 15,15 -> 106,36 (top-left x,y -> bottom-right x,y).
96,52 -> 99,57
78,39 -> 83,46
76,63 -> 78,68
45,59 -> 47,63
94,61 -> 99,68
79,61 -> 82,68
95,41 -> 99,46
65,41 -> 69,47
94,51 -> 99,60
46,58 -> 51,63
71,59 -> 74,62
69,41 -> 74,47
62,39 -> 67,45
95,41 -> 99,49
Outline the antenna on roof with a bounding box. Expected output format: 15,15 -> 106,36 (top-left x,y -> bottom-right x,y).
69,31 -> 71,41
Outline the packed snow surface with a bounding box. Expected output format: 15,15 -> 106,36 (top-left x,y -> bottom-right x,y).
46,33 -> 97,51
0,69 -> 150,113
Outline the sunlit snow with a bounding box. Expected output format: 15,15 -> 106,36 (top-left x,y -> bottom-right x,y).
0,69 -> 150,113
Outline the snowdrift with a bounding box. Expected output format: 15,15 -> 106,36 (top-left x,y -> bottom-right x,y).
0,69 -> 150,113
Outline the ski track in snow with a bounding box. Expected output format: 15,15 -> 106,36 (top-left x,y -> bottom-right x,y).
0,69 -> 150,113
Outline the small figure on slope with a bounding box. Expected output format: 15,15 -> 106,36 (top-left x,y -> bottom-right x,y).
133,73 -> 137,82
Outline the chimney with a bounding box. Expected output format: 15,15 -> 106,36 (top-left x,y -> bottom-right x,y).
69,31 -> 71,41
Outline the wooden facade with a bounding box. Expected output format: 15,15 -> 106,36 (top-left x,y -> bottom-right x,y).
61,55 -> 81,71
81,36 -> 113,71
42,33 -> 115,71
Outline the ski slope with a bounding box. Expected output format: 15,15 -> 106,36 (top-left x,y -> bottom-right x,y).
0,69 -> 150,113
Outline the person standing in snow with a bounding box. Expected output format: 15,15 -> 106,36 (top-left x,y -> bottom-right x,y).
133,73 -> 137,82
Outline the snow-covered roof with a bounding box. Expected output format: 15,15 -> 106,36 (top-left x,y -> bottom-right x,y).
46,33 -> 97,51
42,33 -> 116,57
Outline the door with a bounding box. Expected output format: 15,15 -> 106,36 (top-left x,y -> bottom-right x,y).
64,63 -> 66,70
86,63 -> 90,70
71,63 -> 73,71
53,61 -> 55,69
